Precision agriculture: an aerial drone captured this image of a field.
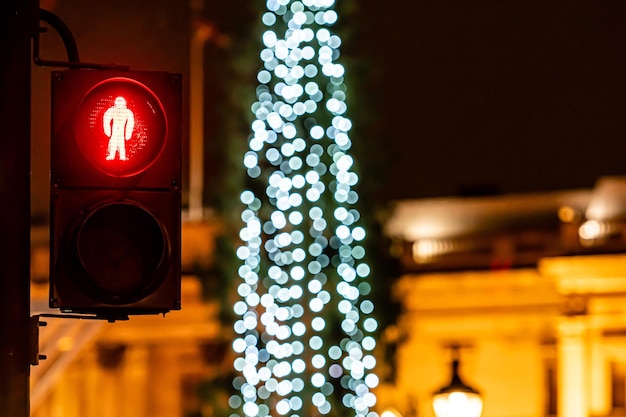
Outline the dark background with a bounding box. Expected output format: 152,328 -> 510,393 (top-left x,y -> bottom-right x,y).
352,0 -> 626,200
31,0 -> 626,216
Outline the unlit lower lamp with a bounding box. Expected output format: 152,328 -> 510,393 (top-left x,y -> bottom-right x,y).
432,346 -> 483,417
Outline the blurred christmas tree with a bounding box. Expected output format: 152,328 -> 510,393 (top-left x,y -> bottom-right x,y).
196,1 -> 399,416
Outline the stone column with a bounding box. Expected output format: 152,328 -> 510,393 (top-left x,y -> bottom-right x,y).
588,326 -> 610,416
148,345 -> 181,417
121,345 -> 150,417
557,318 -> 588,417
95,344 -> 127,417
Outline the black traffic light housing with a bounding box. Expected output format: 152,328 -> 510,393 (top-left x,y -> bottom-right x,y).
49,69 -> 182,318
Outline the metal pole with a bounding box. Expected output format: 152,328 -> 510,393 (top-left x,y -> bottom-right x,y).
0,1 -> 36,415
189,0 -> 207,221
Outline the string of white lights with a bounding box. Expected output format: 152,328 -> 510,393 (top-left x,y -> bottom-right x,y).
233,1 -> 379,416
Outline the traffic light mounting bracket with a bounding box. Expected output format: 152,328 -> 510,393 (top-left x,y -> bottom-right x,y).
34,7 -> 130,71
29,313 -> 131,367
37,3 -> 182,320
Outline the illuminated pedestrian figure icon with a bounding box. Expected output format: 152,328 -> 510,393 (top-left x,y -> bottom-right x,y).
103,96 -> 135,161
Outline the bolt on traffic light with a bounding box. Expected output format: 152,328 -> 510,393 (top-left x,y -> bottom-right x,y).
49,69 -> 182,318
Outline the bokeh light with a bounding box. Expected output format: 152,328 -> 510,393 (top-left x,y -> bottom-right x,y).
233,1 -> 379,416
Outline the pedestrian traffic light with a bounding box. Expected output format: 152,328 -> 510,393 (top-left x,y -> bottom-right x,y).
49,69 -> 182,318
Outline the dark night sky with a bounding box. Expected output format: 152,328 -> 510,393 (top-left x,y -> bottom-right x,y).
352,0 -> 626,200
31,1 -> 626,215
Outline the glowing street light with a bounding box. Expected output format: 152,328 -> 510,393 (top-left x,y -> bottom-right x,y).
432,346 -> 483,417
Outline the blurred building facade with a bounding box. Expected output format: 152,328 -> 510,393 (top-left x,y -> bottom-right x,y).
29,177 -> 626,417
380,176 -> 626,417
30,221 -> 226,417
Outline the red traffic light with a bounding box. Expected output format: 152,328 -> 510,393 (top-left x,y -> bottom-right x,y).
50,70 -> 181,318
51,70 -> 180,190
74,77 -> 167,178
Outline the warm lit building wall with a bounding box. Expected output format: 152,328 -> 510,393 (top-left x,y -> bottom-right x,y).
386,269 -> 561,417
381,253 -> 626,417
30,221 -> 224,417
31,277 -> 223,417
381,186 -> 626,417
541,254 -> 626,417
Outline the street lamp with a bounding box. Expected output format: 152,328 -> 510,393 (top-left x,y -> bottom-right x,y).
380,408 -> 403,417
432,345 -> 483,417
